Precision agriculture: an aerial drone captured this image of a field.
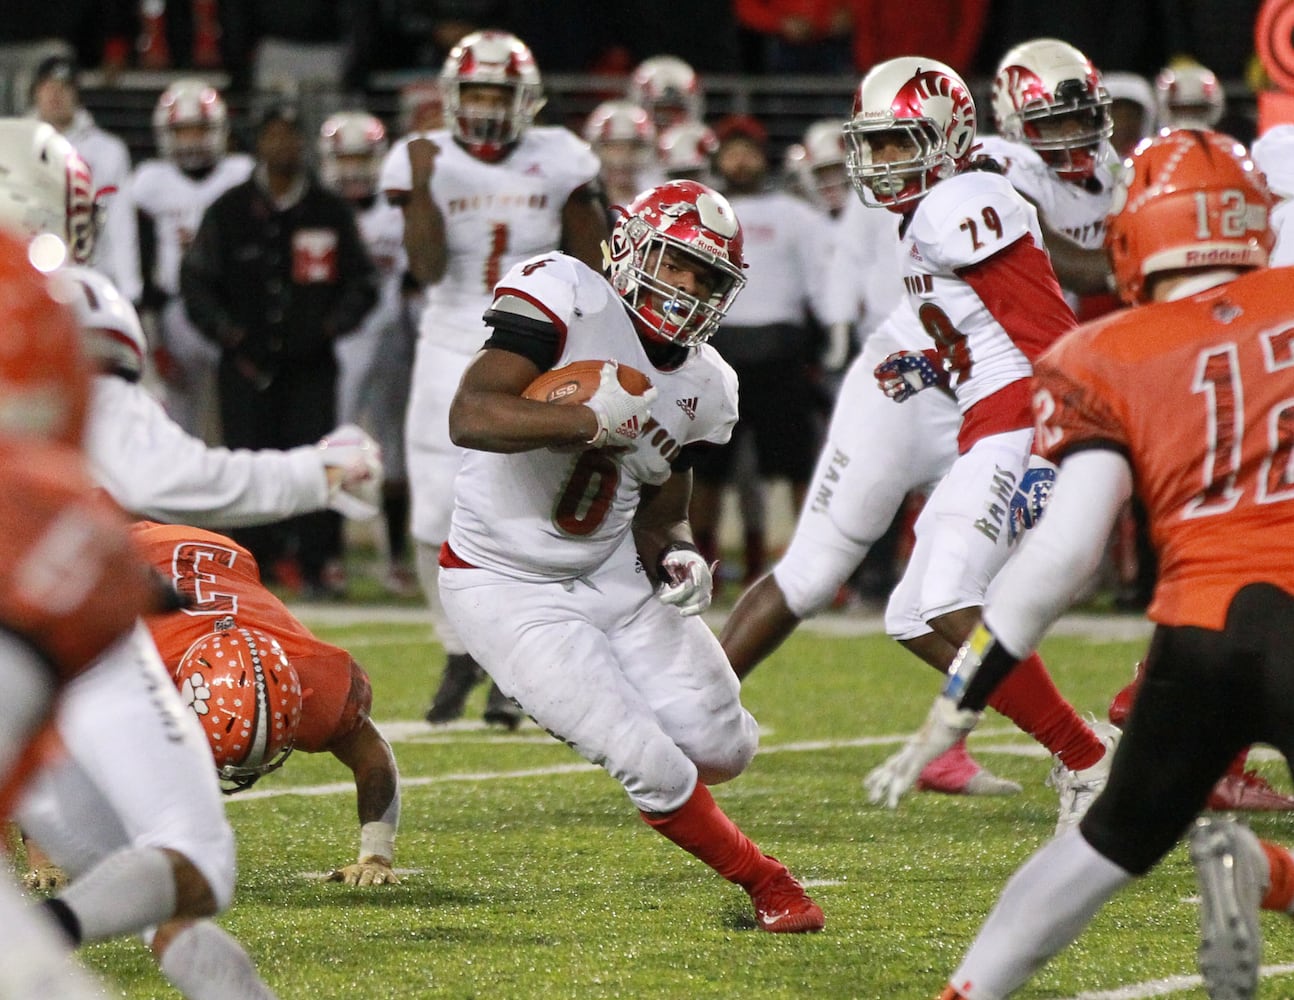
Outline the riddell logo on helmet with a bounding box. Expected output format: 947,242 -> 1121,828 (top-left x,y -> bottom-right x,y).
1184,248 -> 1254,265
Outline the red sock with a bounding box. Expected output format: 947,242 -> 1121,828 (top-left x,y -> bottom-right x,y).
641,783 -> 782,890
1260,840 -> 1294,912
986,652 -> 1104,771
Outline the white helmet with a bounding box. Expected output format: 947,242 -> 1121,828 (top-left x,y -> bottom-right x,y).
318,111 -> 388,201
628,55 -> 704,129
0,118 -> 97,268
153,78 -> 229,172
656,120 -> 718,180
1154,63 -> 1225,130
842,57 -> 977,210
49,264 -> 147,381
583,99 -> 656,147
440,30 -> 545,159
992,38 -> 1112,182
793,119 -> 849,213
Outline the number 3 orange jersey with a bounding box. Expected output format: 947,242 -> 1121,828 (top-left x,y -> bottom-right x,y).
132,520 -> 371,752
1032,266 -> 1294,630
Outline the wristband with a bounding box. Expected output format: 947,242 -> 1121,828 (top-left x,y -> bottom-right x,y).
655,540 -> 701,581
359,821 -> 396,863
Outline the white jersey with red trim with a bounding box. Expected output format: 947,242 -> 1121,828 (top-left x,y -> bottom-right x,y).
901,169 -> 1051,413
130,155 -> 255,296
379,127 -> 600,343
447,253 -> 738,581
977,136 -> 1115,252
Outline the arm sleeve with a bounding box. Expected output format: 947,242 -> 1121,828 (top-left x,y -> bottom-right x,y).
86,379 -> 331,528
958,235 -> 1078,362
984,449 -> 1133,657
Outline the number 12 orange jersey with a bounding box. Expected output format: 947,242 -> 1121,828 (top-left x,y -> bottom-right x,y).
1032,267 -> 1294,630
133,521 -> 371,752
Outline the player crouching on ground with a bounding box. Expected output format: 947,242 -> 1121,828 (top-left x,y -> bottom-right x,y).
436,179 -> 825,932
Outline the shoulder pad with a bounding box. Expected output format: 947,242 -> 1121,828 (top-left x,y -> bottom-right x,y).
912,172 -> 1034,271
491,254 -> 583,331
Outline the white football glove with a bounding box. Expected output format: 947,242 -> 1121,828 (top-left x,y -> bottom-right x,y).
317,423 -> 383,519
864,696 -> 982,809
657,545 -> 715,616
584,361 -> 657,449
325,856 -> 400,887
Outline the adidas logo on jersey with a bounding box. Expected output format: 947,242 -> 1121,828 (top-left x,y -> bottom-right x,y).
616,415 -> 641,438
676,397 -> 698,420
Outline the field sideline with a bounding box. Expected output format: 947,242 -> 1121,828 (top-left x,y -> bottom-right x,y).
33,606 -> 1294,998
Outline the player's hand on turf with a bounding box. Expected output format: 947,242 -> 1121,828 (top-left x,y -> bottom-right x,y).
1008,458 -> 1057,543
24,863 -> 68,891
864,696 -> 981,808
656,545 -> 716,617
326,856 -> 400,887
318,423 -> 384,519
584,361 -> 657,449
873,349 -> 947,402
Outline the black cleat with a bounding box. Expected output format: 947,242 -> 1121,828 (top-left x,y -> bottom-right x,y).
483,682 -> 524,730
424,653 -> 485,724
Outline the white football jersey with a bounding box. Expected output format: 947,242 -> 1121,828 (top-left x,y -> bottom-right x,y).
131,154 -> 254,296
901,169 -> 1057,413
379,127 -> 600,340
448,254 -> 739,581
977,136 -> 1115,251
721,189 -> 829,326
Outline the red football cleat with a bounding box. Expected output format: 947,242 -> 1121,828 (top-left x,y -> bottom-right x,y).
748,865 -> 825,934
1206,769 -> 1294,811
1107,660 -> 1147,728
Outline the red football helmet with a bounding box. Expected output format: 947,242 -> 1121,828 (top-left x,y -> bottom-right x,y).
842,57 -> 977,211
627,55 -> 704,131
318,111 -> 388,201
606,180 -> 746,347
174,619 -> 303,792
0,229 -> 89,445
153,78 -> 229,172
0,118 -> 98,267
1105,129 -> 1274,305
440,30 -> 545,160
992,38 -> 1112,182
1155,63 -> 1225,130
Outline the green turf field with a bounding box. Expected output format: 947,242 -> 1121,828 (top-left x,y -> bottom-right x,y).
44,611 -> 1294,998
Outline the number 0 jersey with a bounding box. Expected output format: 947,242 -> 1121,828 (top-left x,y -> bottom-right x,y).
446,254 -> 739,581
134,521 -> 371,752
1032,267 -> 1294,630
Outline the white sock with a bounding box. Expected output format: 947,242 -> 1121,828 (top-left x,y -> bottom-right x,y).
159,921 -> 278,1000
59,846 -> 177,943
949,829 -> 1133,999
415,540 -> 467,654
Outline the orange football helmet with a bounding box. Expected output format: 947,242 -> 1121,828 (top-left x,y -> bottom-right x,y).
0,229 -> 89,445
173,619 -> 302,792
1105,129 -> 1274,305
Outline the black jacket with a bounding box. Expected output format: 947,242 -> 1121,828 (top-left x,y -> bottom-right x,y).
180,170 -> 378,373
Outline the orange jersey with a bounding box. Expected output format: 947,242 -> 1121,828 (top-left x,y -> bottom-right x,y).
1032,267 -> 1294,630
132,521 -> 371,752
0,440 -> 160,678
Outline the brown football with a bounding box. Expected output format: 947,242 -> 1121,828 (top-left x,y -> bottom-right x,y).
521,360 -> 653,404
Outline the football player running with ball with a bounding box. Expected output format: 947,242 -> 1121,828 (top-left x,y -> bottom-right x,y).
869,130 -> 1294,1000
437,179 -> 824,933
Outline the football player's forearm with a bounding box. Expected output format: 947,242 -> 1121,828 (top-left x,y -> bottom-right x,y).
401,193 -> 447,286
